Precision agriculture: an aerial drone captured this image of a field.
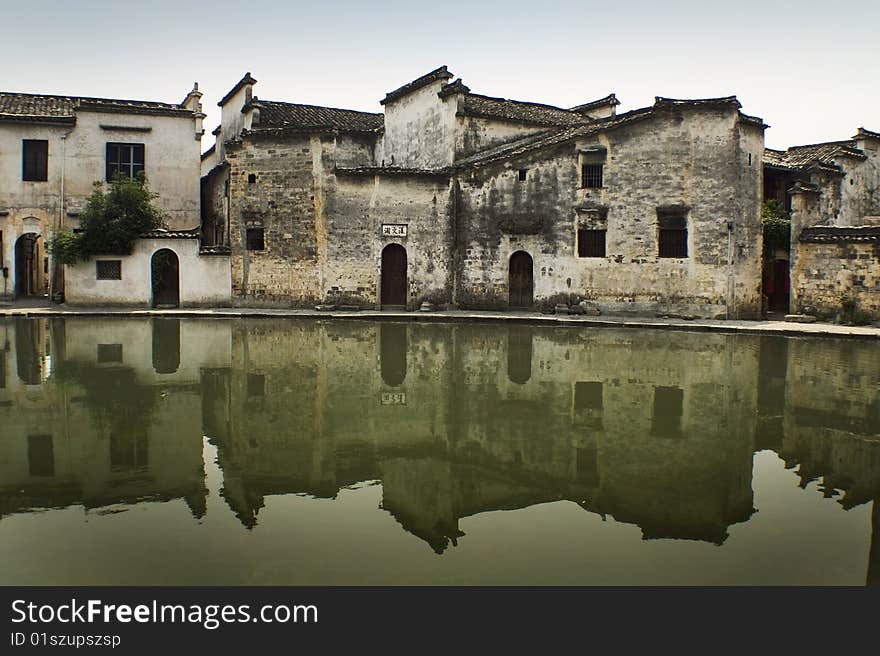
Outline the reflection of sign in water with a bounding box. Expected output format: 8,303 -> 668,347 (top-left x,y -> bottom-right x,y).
381,224 -> 407,237
381,392 -> 407,405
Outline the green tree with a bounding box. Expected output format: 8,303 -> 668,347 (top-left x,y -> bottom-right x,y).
50,174 -> 165,264
762,199 -> 790,260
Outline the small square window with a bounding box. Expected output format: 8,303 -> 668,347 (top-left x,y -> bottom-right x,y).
28,434 -> 54,477
246,227 -> 265,251
97,343 -> 123,363
652,386 -> 683,437
578,229 -> 606,257
518,169 -> 527,181
96,260 -> 122,280
248,173 -> 257,184
575,381 -> 603,411
582,163 -> 603,189
247,373 -> 265,397
106,143 -> 145,181
23,140 -> 48,182
657,211 -> 688,258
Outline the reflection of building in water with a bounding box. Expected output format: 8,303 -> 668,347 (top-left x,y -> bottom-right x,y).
3,317 -> 880,579
0,318 -> 223,522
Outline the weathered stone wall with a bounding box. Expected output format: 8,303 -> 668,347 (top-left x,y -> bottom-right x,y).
200,164 -> 229,246
225,134 -> 325,305
455,107 -> 764,317
792,239 -> 880,318
379,82 -> 457,168
455,116 -> 545,160
326,173 -> 454,307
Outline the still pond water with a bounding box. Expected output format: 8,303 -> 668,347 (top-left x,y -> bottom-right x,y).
1,316 -> 879,585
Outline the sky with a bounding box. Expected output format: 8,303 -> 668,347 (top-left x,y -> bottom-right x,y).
4,0 -> 878,151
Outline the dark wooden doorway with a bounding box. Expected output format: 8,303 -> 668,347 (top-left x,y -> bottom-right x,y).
151,249 -> 180,308
509,251 -> 533,308
381,244 -> 407,308
14,233 -> 39,298
765,259 -> 790,313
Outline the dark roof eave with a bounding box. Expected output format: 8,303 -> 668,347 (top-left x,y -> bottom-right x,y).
218,72 -> 257,107
455,108 -> 576,127
75,104 -> 192,118
335,166 -> 452,179
0,114 -> 76,126
381,66 -> 453,105
799,225 -> 880,243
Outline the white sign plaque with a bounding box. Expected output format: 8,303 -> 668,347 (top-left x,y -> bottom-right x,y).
381,392 -> 407,405
381,224 -> 408,237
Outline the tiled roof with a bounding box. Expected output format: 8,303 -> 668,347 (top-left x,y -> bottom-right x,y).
459,93 -> 588,127
764,141 -> 867,171
853,127 -> 880,141
453,96 -> 750,169
248,99 -> 383,133
381,66 -> 453,105
454,106 -> 656,169
0,91 -> 191,123
569,93 -> 620,113
763,148 -> 788,168
142,228 -> 200,239
783,141 -> 866,168
218,72 -> 257,107
799,225 -> 880,243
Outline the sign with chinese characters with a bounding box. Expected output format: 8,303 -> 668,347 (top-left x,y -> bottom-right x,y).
381,224 -> 408,237
381,392 -> 407,405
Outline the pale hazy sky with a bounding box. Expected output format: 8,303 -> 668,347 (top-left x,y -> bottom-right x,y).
4,0 -> 878,150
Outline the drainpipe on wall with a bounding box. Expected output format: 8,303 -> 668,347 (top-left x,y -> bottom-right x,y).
50,130 -> 72,303
726,221 -> 735,318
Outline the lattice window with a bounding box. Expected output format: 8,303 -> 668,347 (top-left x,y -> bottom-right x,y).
96,260 -> 122,280
581,163 -> 603,189
106,143 -> 145,181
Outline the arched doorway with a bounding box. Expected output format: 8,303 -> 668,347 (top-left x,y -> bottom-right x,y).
14,233 -> 40,298
151,249 -> 179,308
381,243 -> 407,309
509,251 -> 533,308
380,323 -> 407,387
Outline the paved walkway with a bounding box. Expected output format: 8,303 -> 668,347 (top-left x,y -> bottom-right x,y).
2,300 -> 879,340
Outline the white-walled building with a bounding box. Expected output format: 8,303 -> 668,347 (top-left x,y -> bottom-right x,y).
0,86 -> 206,301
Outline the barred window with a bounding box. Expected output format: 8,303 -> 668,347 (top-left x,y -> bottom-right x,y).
97,344 -> 123,363
581,163 -> 603,189
246,227 -> 265,251
23,140 -> 48,181
106,143 -> 145,181
578,228 -> 606,257
651,386 -> 683,437
658,211 -> 688,258
96,260 -> 122,280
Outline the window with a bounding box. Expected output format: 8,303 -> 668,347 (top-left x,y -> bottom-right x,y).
22,140 -> 48,181
578,228 -> 606,257
658,211 -> 688,258
28,434 -> 54,476
581,163 -> 603,188
247,173 -> 257,184
97,343 -> 123,363
651,386 -> 683,437
247,373 -> 265,397
246,227 -> 265,251
96,260 -> 122,280
106,142 -> 145,181
110,431 -> 148,470
574,382 -> 603,411
518,169 -> 528,181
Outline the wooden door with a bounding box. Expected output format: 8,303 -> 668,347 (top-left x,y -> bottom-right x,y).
508,251 -> 533,307
381,244 -> 407,308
